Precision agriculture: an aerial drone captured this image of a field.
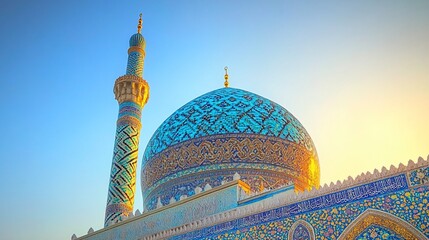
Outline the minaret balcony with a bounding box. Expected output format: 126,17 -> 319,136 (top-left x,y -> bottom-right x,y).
114,75 -> 149,106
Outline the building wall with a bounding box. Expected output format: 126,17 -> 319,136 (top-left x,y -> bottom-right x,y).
76,159 -> 429,240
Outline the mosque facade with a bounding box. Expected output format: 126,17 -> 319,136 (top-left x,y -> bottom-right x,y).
72,16 -> 429,240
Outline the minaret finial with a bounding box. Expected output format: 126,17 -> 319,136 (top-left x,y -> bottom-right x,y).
224,66 -> 229,88
137,13 -> 143,34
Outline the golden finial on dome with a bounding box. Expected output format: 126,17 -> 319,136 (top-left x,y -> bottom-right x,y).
137,13 -> 143,34
224,66 -> 229,88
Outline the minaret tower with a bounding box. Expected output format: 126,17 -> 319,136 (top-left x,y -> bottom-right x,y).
104,14 -> 149,227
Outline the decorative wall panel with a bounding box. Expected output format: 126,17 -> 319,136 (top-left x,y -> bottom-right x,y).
170,175 -> 429,239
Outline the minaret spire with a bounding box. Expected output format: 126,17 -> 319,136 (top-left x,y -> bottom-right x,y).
137,13 -> 142,34
104,14 -> 149,227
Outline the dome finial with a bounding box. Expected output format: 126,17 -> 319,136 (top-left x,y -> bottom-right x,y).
137,13 -> 143,34
224,66 -> 229,88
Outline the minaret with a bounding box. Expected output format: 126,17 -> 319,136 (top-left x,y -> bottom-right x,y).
104,14 -> 149,227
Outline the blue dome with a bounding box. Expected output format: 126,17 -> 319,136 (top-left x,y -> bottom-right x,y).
129,33 -> 145,48
141,87 -> 319,210
143,88 -> 315,161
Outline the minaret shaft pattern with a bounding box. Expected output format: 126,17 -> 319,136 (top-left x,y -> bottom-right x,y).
105,16 -> 149,227
126,51 -> 144,76
105,102 -> 142,226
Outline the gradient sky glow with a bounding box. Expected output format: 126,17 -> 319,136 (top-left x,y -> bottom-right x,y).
0,1 -> 428,239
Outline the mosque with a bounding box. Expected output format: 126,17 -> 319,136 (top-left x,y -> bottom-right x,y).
72,16 -> 429,240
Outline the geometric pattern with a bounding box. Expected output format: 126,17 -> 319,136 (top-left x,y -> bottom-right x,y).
141,87 -> 319,210
105,108 -> 141,226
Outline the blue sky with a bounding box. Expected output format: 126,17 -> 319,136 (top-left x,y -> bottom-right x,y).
0,1 -> 428,239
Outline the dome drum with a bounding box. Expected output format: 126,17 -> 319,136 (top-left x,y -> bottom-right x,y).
145,168 -> 293,210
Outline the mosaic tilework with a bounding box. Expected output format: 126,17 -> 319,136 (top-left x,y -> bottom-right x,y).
143,87 -> 317,163
356,225 -> 404,239
126,51 -> 144,77
105,102 -> 143,227
408,166 -> 429,187
170,175 -> 429,239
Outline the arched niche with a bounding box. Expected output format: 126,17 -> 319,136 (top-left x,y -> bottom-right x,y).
288,220 -> 315,240
338,209 -> 427,240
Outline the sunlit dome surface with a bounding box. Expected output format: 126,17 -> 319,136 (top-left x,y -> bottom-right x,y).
141,87 -> 320,210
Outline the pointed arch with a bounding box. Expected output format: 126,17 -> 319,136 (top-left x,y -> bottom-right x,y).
288,220 -> 315,240
338,209 -> 427,240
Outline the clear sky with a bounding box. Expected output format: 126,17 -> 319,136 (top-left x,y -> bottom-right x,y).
0,1 -> 428,239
